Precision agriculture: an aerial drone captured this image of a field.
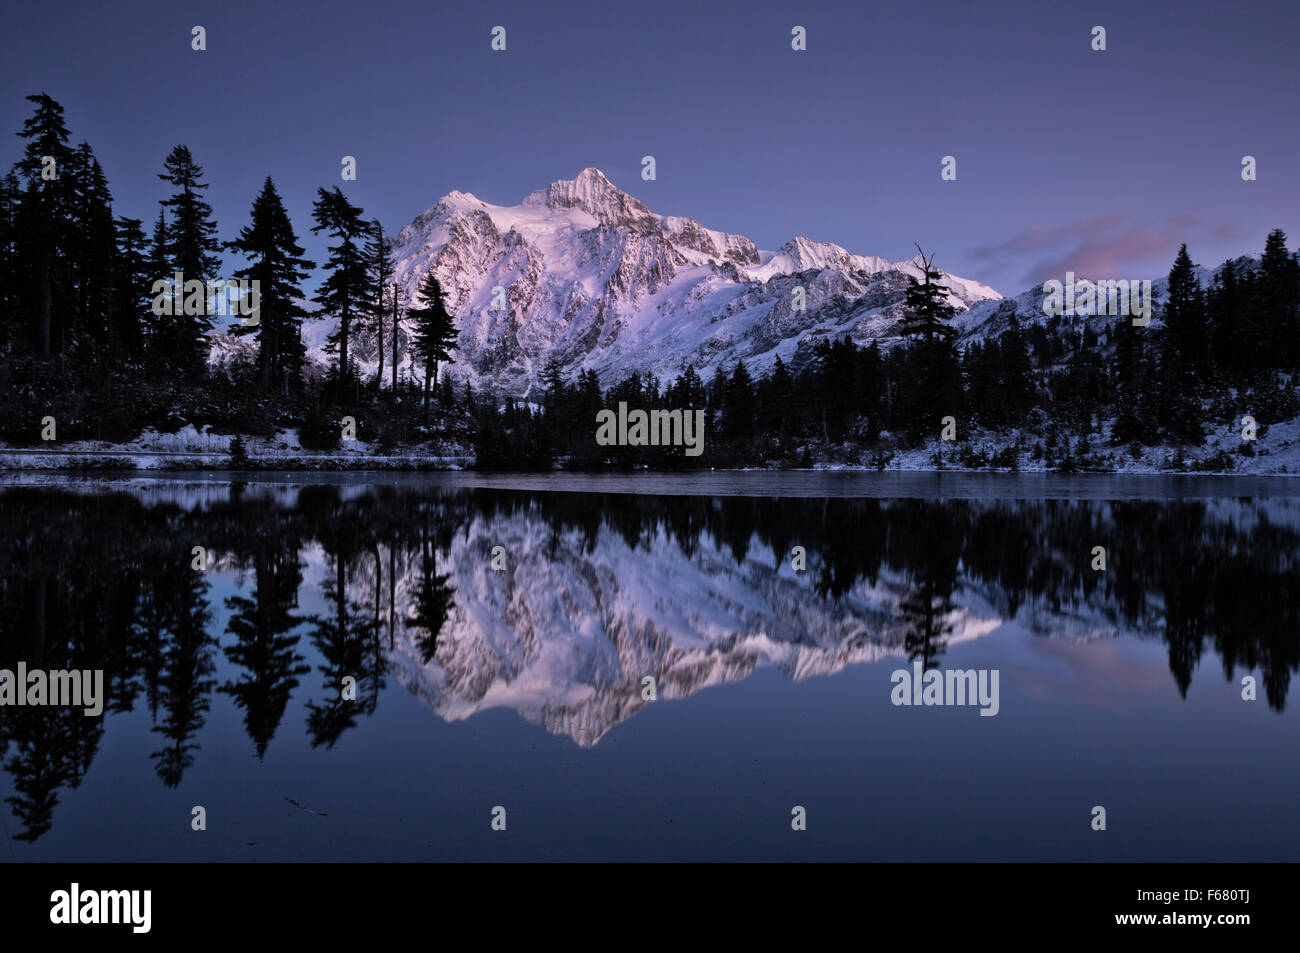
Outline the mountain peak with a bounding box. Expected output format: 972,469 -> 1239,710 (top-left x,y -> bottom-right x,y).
524,167 -> 655,227
573,166 -> 612,186
442,188 -> 481,205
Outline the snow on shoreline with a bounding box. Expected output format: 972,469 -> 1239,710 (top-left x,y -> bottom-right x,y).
3,418 -> 1300,475
0,425 -> 472,470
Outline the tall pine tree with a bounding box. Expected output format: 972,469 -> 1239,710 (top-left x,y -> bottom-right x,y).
1160,244 -> 1205,442
146,209 -> 169,354
406,270 -> 457,425
1256,228 -> 1299,368
226,177 -> 314,394
0,172 -> 18,355
899,245 -> 962,437
157,145 -> 222,374
14,93 -> 75,359
310,186 -> 368,389
111,216 -> 149,365
68,142 -> 115,365
364,219 -> 394,394
1209,258 -> 1245,377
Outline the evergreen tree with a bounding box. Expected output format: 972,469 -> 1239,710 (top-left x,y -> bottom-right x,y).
996,317 -> 1029,398
1209,259 -> 1244,377
1160,245 -> 1205,442
438,369 -> 455,409
541,355 -> 565,416
899,245 -> 959,344
677,364 -> 705,407
406,270 -> 457,425
390,280 -> 403,392
363,220 -> 394,394
962,339 -> 996,427
1165,244 -> 1207,366
111,216 -> 149,362
759,353 -> 794,438
723,360 -> 755,445
14,93 -> 75,359
1112,319 -> 1157,445
898,246 -> 962,437
226,177 -> 314,393
67,143 -> 115,364
157,145 -> 222,373
310,186 -> 368,388
0,172 -> 18,355
145,209 -> 169,353
999,315 -> 1035,420
707,364 -> 728,434
1256,228 -> 1299,368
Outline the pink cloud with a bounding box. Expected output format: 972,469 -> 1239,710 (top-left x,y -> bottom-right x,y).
971,214 -> 1241,287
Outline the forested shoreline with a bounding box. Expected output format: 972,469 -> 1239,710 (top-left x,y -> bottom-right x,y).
2,94 -> 1298,473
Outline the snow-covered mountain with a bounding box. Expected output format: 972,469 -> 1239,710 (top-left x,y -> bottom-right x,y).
208,171 -> 1265,397
295,168 -> 1002,397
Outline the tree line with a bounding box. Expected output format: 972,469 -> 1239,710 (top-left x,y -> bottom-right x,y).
0,93 -> 458,447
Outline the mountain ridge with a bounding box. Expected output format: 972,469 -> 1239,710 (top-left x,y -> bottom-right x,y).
293,168 -> 1004,397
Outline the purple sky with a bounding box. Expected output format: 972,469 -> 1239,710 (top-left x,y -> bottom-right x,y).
3,0 -> 1297,295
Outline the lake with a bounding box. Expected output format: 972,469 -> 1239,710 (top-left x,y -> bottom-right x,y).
1,472 -> 1297,861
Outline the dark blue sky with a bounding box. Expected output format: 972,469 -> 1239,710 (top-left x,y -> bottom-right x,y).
3,0 -> 1297,294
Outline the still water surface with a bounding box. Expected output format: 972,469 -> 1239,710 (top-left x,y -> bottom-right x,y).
1,472 -> 1296,860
